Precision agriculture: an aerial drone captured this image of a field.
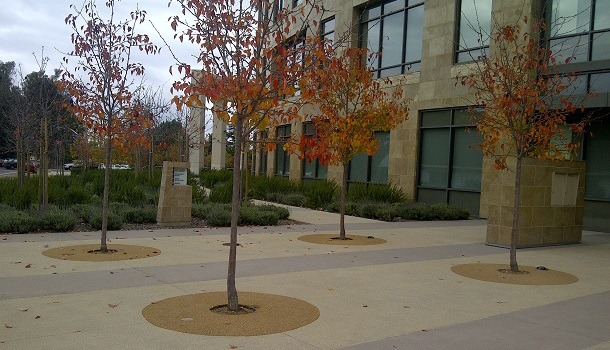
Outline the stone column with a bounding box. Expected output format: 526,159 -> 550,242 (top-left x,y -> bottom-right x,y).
211,101 -> 227,170
187,95 -> 206,175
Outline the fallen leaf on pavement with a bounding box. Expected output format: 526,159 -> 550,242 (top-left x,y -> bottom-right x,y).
25,264 -> 32,268
4,323 -> 12,329
19,308 -> 28,312
35,316 -> 40,319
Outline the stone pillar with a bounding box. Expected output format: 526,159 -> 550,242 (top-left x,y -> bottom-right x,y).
157,161 -> 192,225
485,157 -> 586,247
187,95 -> 206,175
211,101 -> 227,170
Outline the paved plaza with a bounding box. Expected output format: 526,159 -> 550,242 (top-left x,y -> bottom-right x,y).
1,206 -> 609,349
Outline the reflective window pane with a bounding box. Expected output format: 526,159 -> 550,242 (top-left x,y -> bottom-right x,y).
362,22 -> 380,70
558,74 -> 587,95
381,11 -> 405,69
349,153 -> 368,182
419,128 -> 450,187
370,132 -> 390,184
594,0 -> 610,30
584,121 -> 610,200
303,159 -> 316,178
421,110 -> 451,127
550,36 -> 590,63
405,4 -> 423,64
592,31 -> 610,61
451,128 -> 483,190
589,72 -> 610,93
362,5 -> 382,21
548,0 -> 592,37
384,0 -> 404,14
458,0 -> 492,49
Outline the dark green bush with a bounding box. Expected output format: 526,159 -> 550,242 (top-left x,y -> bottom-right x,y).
199,169 -> 233,188
206,207 -> 232,227
209,182 -> 233,203
256,204 -> 290,220
0,211 -> 40,233
123,207 -> 157,224
303,180 -> 337,209
85,208 -> 123,230
249,175 -> 298,200
358,202 -> 394,221
39,208 -> 77,232
239,206 -> 279,226
283,193 -> 307,207
366,184 -> 406,203
192,203 -> 208,219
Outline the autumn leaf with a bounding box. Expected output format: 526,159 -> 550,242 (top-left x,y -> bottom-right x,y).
4,323 -> 12,329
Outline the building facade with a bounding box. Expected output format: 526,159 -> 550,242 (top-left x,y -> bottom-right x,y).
250,0 -> 610,233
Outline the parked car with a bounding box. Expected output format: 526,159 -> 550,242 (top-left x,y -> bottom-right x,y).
4,159 -> 17,170
24,161 -> 37,173
111,164 -> 132,170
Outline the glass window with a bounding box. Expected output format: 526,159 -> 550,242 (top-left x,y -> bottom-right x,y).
349,153 -> 369,182
370,132 -> 390,183
360,0 -> 424,78
321,17 -> 335,44
584,121 -> 610,201
589,72 -> 610,93
348,132 -> 390,184
275,125 -> 291,176
547,0 -> 610,64
418,109 -> 483,216
456,0 -> 492,63
301,122 -> 327,180
292,0 -> 302,8
419,128 -> 450,187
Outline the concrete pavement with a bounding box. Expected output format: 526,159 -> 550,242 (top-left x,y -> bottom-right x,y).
1,206 -> 609,349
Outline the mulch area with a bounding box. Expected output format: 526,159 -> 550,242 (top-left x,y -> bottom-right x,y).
142,291 -> 320,336
42,244 -> 161,262
451,263 -> 579,285
298,233 -> 387,245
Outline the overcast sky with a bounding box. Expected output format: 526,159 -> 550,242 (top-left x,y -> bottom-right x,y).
0,0 -> 200,111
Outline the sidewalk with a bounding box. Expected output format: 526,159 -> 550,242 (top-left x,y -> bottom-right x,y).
1,206 -> 608,349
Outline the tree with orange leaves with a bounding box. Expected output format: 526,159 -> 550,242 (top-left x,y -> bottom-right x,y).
460,17 -> 589,272
57,0 -> 159,252
297,47 -> 410,240
168,0 -> 327,311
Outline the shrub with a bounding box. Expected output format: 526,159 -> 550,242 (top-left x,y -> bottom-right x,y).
191,203 -> 208,219
209,182 -> 233,203
249,175 -> 298,200
199,169 -> 233,188
303,180 -> 337,209
256,204 -> 290,220
85,207 -> 123,230
0,211 -> 40,234
366,183 -> 406,203
283,193 -> 307,207
124,207 -> 157,224
347,183 -> 368,202
40,208 -> 77,232
239,206 -> 279,226
358,203 -> 395,221
206,207 -> 232,227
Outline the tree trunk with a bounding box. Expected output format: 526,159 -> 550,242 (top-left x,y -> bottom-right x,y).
148,132 -> 154,182
339,161 -> 348,240
510,156 -> 522,272
42,115 -> 49,210
227,117 -> 242,311
100,133 -> 112,253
